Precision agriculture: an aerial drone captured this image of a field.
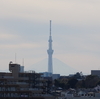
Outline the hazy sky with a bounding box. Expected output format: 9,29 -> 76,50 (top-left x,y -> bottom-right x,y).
0,0 -> 100,75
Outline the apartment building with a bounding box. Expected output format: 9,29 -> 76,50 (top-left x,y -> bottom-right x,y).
0,62 -> 55,99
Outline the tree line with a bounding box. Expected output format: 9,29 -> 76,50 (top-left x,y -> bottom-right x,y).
54,73 -> 100,89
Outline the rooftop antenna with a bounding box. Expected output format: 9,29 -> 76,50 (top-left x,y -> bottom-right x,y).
15,53 -> 16,63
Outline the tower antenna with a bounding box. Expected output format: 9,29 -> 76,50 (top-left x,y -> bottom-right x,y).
50,20 -> 51,36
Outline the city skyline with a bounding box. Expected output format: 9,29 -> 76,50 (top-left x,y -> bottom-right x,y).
0,0 -> 100,75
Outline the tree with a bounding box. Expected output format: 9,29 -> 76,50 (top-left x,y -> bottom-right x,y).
67,78 -> 78,88
84,75 -> 100,88
76,80 -> 85,88
54,79 -> 59,88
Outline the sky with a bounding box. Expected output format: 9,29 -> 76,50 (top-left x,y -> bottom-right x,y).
0,0 -> 100,75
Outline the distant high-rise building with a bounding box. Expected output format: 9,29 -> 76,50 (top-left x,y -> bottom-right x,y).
91,70 -> 100,77
47,20 -> 54,74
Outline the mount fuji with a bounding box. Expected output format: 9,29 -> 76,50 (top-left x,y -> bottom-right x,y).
26,58 -> 78,76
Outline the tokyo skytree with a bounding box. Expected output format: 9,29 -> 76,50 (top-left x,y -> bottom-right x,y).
47,20 -> 54,74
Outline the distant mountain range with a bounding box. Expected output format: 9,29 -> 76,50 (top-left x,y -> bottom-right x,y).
26,58 -> 78,76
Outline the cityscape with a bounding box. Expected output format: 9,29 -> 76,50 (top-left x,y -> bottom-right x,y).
0,0 -> 100,99
0,20 -> 100,99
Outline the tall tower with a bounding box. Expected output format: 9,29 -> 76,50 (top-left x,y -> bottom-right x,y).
47,20 -> 54,74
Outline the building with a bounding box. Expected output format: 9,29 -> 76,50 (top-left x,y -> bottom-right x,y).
41,72 -> 52,77
52,74 -> 60,80
91,70 -> 100,77
41,73 -> 60,80
0,62 -> 55,99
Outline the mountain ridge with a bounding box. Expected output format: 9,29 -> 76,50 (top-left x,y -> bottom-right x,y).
26,58 -> 78,76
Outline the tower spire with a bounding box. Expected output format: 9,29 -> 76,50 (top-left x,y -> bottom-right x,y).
50,20 -> 51,36
47,20 -> 54,74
